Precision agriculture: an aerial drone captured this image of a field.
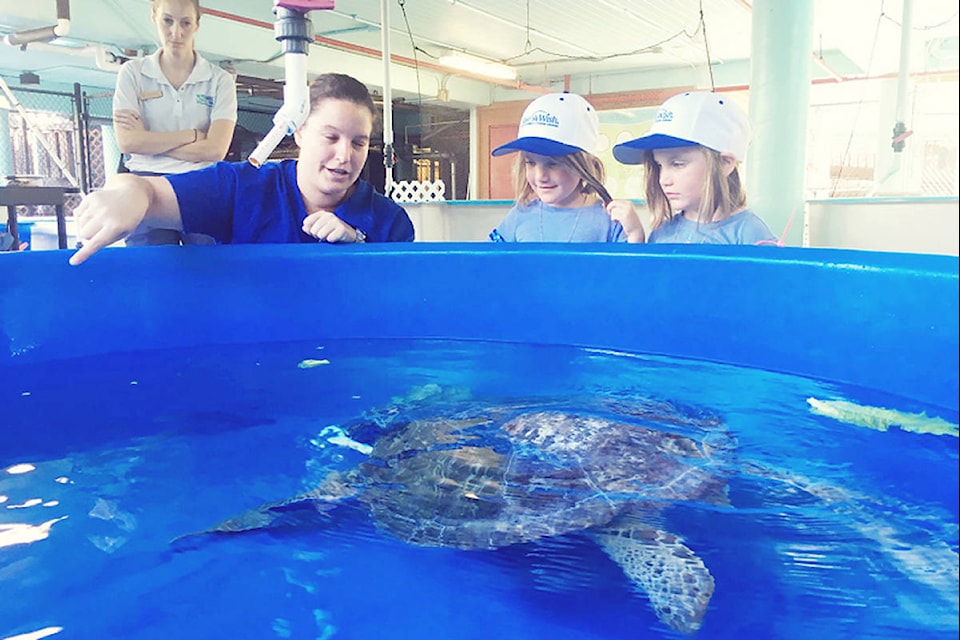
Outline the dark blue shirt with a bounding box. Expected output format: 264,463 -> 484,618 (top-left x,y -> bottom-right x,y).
167,159 -> 414,244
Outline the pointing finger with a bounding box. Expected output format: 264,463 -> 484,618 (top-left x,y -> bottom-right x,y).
69,228 -> 116,266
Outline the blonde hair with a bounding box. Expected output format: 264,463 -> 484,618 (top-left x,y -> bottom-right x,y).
512,150 -> 607,206
152,0 -> 202,21
642,146 -> 746,230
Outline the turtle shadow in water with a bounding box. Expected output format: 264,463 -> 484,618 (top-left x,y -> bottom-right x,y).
174,391 -> 738,634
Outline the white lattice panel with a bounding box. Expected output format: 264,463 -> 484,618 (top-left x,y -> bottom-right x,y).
391,180 -> 446,203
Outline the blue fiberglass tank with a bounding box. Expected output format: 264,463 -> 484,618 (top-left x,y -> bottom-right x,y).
0,244 -> 957,640
2,244 -> 955,409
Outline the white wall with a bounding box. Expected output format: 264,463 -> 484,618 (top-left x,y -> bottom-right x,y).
806,197 -> 959,256
404,201 -> 510,242
407,197 -> 959,256
21,198 -> 956,256
405,200 -> 654,243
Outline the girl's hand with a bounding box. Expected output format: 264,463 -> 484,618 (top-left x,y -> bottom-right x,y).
302,210 -> 363,243
606,199 -> 646,243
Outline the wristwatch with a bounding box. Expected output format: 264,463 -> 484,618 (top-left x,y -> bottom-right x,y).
354,227 -> 367,243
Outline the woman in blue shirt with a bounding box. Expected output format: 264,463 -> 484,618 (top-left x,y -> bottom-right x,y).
70,73 -> 413,265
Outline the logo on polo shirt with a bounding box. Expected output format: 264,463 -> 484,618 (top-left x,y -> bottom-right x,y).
521,109 -> 560,130
196,94 -> 215,108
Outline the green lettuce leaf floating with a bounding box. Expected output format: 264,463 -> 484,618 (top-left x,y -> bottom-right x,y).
297,358 -> 331,369
807,398 -> 959,437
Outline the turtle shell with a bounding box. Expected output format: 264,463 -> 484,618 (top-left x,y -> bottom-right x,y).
354,405 -> 730,550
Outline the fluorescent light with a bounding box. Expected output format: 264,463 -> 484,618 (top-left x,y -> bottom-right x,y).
438,51 -> 517,81
49,37 -> 88,49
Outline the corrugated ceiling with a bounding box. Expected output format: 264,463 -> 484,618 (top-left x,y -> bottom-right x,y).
0,0 -> 956,107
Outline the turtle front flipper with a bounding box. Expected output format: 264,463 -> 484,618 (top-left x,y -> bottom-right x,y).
590,522 -> 715,634
172,470 -> 359,547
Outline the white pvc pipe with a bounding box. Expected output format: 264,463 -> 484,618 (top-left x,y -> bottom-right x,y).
380,0 -> 394,197
870,0 -> 914,191
248,52 -> 310,167
895,0 -> 914,125
3,0 -> 70,46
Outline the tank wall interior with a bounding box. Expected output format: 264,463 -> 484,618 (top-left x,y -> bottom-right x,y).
2,245 -> 957,425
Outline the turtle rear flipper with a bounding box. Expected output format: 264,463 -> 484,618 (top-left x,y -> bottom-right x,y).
171,470 -> 358,548
590,523 -> 714,634
170,493 -> 343,550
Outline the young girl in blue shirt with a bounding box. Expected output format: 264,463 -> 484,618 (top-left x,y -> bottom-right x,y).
489,92 -> 644,244
613,91 -> 776,245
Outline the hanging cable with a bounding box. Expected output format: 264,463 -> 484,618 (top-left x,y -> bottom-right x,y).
699,0 -> 716,91
397,0 -> 423,107
524,0 -> 532,53
830,8 -> 884,196
502,12 -> 703,65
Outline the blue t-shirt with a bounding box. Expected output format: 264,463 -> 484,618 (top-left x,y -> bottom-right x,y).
647,209 -> 776,245
490,200 -> 626,242
167,159 -> 414,244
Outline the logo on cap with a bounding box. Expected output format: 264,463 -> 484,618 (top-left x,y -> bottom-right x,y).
521,110 -> 560,130
490,92 -> 600,157
654,109 -> 673,124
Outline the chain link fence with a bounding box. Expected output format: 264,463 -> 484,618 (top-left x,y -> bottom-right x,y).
0,83 -> 86,218
84,90 -> 119,193
0,82 -> 283,224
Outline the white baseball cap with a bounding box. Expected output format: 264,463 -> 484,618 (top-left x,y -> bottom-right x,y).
612,91 -> 751,164
492,92 -> 599,157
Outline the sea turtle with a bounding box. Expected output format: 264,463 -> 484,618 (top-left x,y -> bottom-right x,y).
185,391 -> 735,633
